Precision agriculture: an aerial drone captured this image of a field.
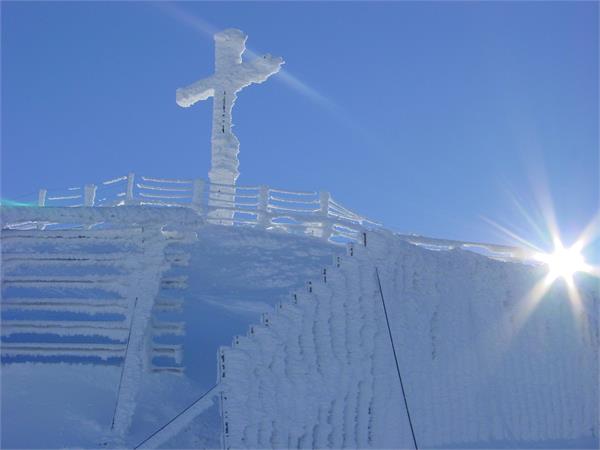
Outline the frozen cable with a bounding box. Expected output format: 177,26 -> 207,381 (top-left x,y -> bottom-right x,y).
111,297 -> 138,430
374,267 -> 419,450
133,384 -> 218,449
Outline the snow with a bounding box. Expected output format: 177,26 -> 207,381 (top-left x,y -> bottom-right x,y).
110,226 -> 172,438
136,386 -> 218,449
1,219 -> 193,446
0,362 -> 208,449
2,320 -> 130,339
1,213 -> 341,448
0,204 -> 203,228
219,230 -> 598,449
1,208 -> 598,449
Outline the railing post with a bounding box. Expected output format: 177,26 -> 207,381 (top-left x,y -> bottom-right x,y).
84,184 -> 97,207
38,189 -> 47,207
258,185 -> 270,227
319,191 -> 332,240
191,178 -> 205,214
126,173 -> 135,205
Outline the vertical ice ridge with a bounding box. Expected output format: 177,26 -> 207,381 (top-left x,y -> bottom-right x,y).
111,227 -> 171,438
219,232 -> 598,449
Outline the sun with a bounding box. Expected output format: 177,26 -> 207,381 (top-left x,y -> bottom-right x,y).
507,232 -> 597,332
485,207 -> 598,332
533,241 -> 588,282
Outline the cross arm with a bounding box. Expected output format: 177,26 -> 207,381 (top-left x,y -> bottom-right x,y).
176,75 -> 216,108
236,54 -> 284,87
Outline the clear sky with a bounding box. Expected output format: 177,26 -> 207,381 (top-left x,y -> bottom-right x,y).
1,1 -> 598,251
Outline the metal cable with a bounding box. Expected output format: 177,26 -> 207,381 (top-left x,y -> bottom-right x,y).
375,266 -> 419,450
133,384 -> 218,449
110,296 -> 138,430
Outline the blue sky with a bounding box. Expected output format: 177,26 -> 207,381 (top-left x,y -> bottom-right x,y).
1,1 -> 597,249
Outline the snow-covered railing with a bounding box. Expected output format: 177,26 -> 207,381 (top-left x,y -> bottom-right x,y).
0,226 -> 187,370
35,173 -> 380,244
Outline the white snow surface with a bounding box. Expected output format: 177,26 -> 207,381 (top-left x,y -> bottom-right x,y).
1,208 -> 598,449
219,231 -> 599,449
1,209 -> 341,448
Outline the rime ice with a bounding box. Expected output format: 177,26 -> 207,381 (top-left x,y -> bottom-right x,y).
1,209 -> 598,448
176,29 -> 283,188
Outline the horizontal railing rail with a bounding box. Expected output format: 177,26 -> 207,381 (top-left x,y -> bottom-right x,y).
31,173 -> 380,244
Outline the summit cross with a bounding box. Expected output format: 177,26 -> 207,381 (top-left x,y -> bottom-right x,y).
176,28 -> 284,189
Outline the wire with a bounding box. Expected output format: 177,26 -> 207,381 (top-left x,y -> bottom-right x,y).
133,384 -> 218,449
375,266 -> 419,450
111,297 -> 138,430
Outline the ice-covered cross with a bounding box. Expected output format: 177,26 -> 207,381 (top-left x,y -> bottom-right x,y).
176,28 -> 284,187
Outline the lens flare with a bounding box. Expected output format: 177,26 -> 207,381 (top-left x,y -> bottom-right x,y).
534,241 -> 588,281
0,198 -> 37,207
484,201 -> 598,332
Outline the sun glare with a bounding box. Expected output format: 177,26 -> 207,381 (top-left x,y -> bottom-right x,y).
484,188 -> 599,332
504,231 -> 598,333
534,241 -> 588,281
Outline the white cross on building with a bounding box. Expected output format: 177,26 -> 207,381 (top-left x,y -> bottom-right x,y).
176,28 -> 283,220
